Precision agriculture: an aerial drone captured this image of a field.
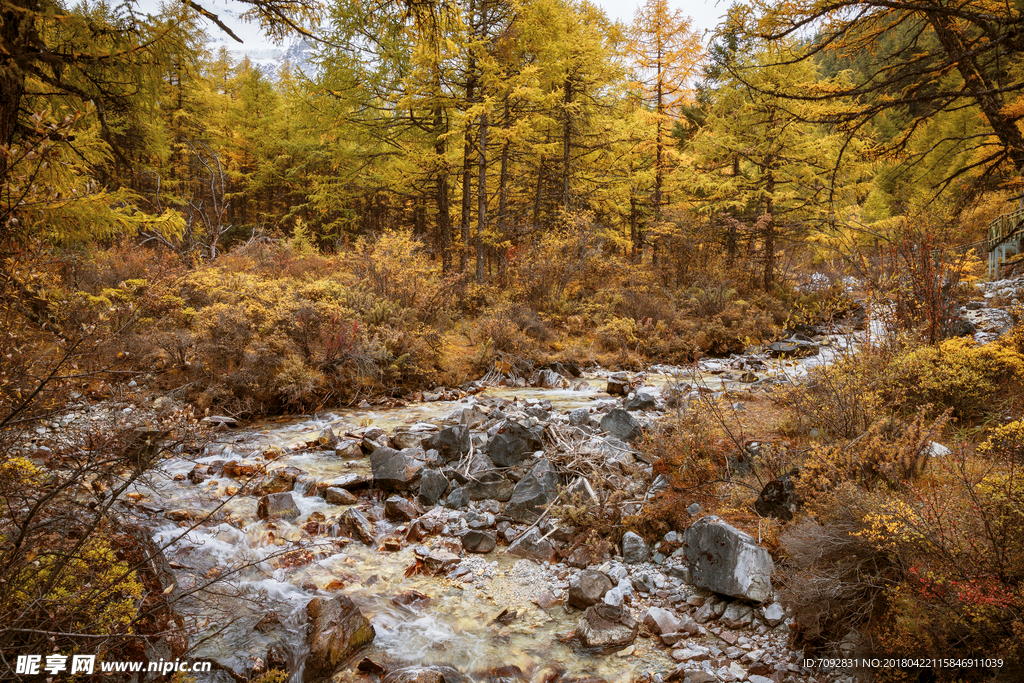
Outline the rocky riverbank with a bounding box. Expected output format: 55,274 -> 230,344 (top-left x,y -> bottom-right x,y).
101,349 -> 879,683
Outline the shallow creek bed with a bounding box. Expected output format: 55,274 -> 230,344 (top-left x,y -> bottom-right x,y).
121,356 -> 859,683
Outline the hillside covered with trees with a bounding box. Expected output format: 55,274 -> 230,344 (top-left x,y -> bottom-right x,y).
2,0 -> 1024,681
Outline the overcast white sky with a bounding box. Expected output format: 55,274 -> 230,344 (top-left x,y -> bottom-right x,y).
140,0 -> 730,43
599,0 -> 728,35
135,0 -> 731,54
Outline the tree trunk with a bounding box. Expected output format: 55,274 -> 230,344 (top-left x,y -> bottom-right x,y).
476,111 -> 487,282
459,0 -> 479,272
434,105 -> 452,273
562,79 -> 573,209
763,169 -> 776,290
497,96 -> 511,237
533,154 -> 545,226
927,12 -> 1024,176
460,70 -> 477,272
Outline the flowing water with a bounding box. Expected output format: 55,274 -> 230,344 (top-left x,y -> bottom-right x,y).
130,345 -> 853,681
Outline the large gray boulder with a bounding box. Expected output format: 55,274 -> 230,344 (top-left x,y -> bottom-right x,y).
600,409 -> 642,442
303,595 -> 375,682
488,420 -> 544,467
567,569 -> 613,609
682,515 -> 774,602
424,425 -> 471,464
504,458 -> 559,523
576,603 -> 638,653
370,446 -> 425,491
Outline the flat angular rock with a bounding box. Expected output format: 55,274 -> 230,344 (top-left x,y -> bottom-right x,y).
418,468 -> 449,506
384,495 -> 419,522
606,374 -> 631,396
624,387 -> 658,411
720,602 -> 753,628
568,569 -> 613,609
318,427 -> 339,449
257,492 -> 300,520
504,458 -> 559,523
371,446 -> 425,491
342,507 -> 376,544
323,473 -> 371,491
445,487 -> 470,509
461,530 -> 496,553
577,603 -> 638,653
643,607 -> 680,635
391,431 -> 425,450
568,407 -> 591,426
202,415 -> 237,427
506,528 -> 556,564
767,338 -> 819,358
423,549 -> 460,574
324,487 -> 358,505
334,439 -> 363,458
488,420 -> 544,467
683,516 -> 774,603
761,602 -> 785,626
303,595 -> 375,683
425,425 -> 471,464
600,409 -> 642,442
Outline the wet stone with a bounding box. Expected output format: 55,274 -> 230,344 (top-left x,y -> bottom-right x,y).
303,595 -> 375,683
423,549 -> 460,574
322,472 -> 370,491
382,666 -> 472,683
384,495 -> 419,522
370,446 -> 425,491
342,508 -> 376,544
334,439 -> 362,458
323,487 -> 358,505
317,427 -> 339,449
257,492 -> 300,520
